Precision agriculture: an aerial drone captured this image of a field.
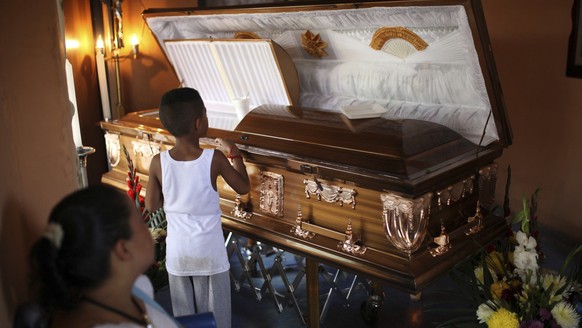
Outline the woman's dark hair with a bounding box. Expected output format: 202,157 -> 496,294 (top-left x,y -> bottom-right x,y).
30,184 -> 133,311
159,87 -> 205,137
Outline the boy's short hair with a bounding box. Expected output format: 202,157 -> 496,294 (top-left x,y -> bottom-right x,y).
159,87 -> 205,137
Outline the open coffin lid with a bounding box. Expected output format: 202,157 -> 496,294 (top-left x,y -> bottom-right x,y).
142,0 -> 511,189
159,38 -> 300,130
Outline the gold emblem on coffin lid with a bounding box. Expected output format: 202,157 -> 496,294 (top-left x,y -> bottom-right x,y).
301,30 -> 328,58
369,27 -> 428,59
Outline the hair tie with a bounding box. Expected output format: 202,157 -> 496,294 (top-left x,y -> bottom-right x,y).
43,222 -> 64,249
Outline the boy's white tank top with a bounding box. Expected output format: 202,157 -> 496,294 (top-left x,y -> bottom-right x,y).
160,148 -> 229,276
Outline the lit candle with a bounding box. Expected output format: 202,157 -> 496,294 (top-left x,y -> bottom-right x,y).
96,35 -> 112,121
130,33 -> 139,58
65,59 -> 83,148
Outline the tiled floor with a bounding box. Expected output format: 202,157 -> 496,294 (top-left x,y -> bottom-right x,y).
155,227 -> 578,327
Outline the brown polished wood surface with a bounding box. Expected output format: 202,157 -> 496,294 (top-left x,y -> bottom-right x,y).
103,108 -> 503,195
101,107 -> 505,293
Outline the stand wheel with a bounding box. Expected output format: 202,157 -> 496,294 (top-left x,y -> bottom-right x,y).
360,294 -> 383,326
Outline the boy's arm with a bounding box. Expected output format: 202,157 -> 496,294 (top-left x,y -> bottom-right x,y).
145,154 -> 164,212
214,139 -> 250,195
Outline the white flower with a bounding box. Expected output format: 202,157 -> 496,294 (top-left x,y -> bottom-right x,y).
513,248 -> 538,271
541,272 -> 569,302
516,231 -> 527,245
514,245 -> 539,283
515,231 -> 537,249
551,301 -> 580,328
476,302 -> 495,324
524,235 -> 537,249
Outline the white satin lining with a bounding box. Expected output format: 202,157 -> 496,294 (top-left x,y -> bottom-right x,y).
147,5 -> 498,145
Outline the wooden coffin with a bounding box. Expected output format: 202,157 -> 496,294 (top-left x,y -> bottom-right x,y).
101,0 -> 511,294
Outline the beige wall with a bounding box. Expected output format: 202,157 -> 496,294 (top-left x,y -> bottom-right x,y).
0,0 -> 78,325
483,0 -> 582,243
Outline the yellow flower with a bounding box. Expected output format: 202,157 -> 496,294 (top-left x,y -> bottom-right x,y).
486,251 -> 505,275
486,308 -> 519,328
490,281 -> 510,300
551,301 -> 580,328
149,227 -> 167,242
541,272 -> 568,303
475,265 -> 498,285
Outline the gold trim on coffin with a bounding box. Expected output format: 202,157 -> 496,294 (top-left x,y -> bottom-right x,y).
429,224 -> 452,257
381,192 -> 432,254
231,194 -> 252,220
338,218 -> 367,255
436,175 -> 476,207
303,178 -> 356,209
131,136 -> 161,173
259,171 -> 284,217
290,206 -> 315,239
302,30 -> 328,58
234,31 -> 262,39
104,132 -> 121,167
369,27 -> 428,51
479,163 -> 498,209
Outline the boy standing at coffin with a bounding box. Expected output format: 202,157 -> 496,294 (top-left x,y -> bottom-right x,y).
146,87 -> 250,328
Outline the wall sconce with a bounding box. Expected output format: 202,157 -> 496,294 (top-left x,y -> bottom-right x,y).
94,31 -> 139,121
96,35 -> 105,54
130,33 -> 139,59
94,0 -> 139,121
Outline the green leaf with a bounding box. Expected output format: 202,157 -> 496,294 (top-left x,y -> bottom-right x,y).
559,244 -> 582,275
511,211 -> 525,225
521,194 -> 529,218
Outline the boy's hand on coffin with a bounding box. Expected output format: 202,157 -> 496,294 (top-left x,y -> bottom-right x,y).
215,138 -> 240,157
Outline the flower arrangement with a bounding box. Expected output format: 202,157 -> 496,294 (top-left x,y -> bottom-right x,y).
432,188 -> 582,328
123,145 -> 147,220
123,144 -> 168,291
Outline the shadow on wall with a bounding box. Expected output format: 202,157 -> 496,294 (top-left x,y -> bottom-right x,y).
0,195 -> 40,326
